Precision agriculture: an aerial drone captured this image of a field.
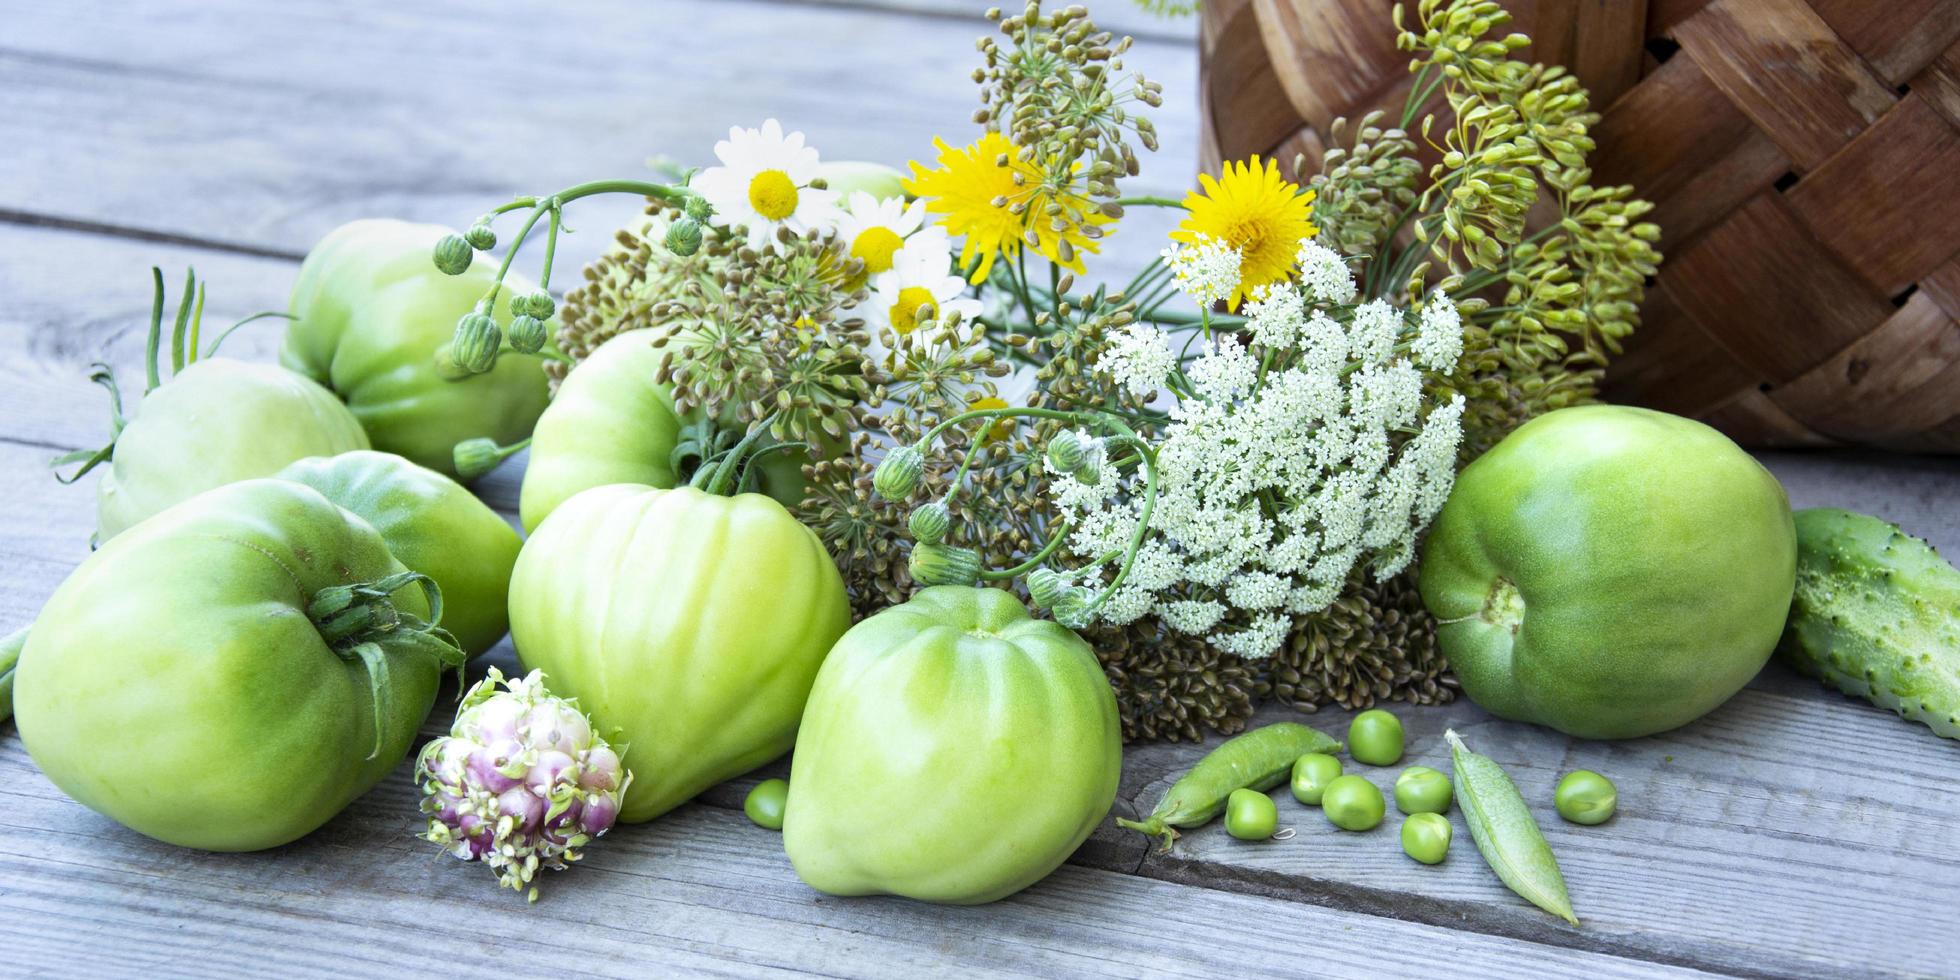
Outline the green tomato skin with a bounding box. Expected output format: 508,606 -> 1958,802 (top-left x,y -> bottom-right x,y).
1321,775 -> 1386,831
1419,406 -> 1797,739
814,160 -> 909,202
518,330 -> 805,532
284,219 -> 550,477
1348,709 -> 1405,766
1225,789 -> 1279,841
96,358 -> 369,541
1401,812 -> 1453,865
1394,766 -> 1454,815
16,480 -> 441,851
1290,753 -> 1342,805
509,483 -> 849,823
276,451 -> 520,657
745,778 -> 790,831
1554,770 -> 1617,825
783,586 -> 1121,905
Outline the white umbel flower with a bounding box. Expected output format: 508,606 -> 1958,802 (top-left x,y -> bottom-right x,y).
692,119 -> 842,252
1295,239 -> 1358,304
1162,234 -> 1243,308
1348,299 -> 1402,365
1245,283 -> 1309,350
1099,322 -> 1178,398
1414,291 -> 1464,371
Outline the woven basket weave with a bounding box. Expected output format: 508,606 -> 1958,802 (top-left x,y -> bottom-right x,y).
1199,0 -> 1960,452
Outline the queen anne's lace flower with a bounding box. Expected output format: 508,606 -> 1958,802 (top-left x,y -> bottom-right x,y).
1414,292 -> 1464,371
1050,276 -> 1466,659
1295,239 -> 1358,305
1162,234 -> 1244,308
1099,322 -> 1178,398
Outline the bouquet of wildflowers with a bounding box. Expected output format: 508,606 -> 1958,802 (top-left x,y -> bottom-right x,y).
436,0 -> 1657,740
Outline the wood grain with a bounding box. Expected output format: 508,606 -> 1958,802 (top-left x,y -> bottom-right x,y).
0,0 -> 1198,281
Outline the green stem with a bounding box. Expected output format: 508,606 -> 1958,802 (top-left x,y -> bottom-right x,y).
144,267 -> 165,391
537,204 -> 563,292
168,268 -> 195,375
1115,195 -> 1187,209
185,280 -> 207,365
701,412 -> 781,497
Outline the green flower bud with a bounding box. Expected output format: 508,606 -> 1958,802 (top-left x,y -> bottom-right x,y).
451,312 -> 501,375
909,543 -> 980,587
664,216 -> 704,257
1027,568 -> 1068,610
432,341 -> 472,381
907,501 -> 952,544
507,314 -> 548,355
452,438 -> 506,480
517,289 -> 556,320
433,234 -> 474,276
1052,586 -> 1096,629
1046,430 -> 1085,473
1074,458 -> 1101,486
872,446 -> 924,500
464,224 -> 497,251
683,195 -> 713,222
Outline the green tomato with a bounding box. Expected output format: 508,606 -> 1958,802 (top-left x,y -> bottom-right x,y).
1420,406 -> 1797,739
784,587 -> 1120,905
1290,752 -> 1342,805
519,330 -> 805,532
15,480 -> 452,851
1401,812 -> 1453,865
95,359 -> 369,541
284,219 -> 551,477
509,483 -> 849,823
1347,709 -> 1405,766
276,451 -> 520,657
1555,770 -> 1618,825
745,778 -> 789,831
814,160 -> 908,202
1394,766 -> 1453,815
1225,788 -> 1279,841
1321,774 -> 1385,831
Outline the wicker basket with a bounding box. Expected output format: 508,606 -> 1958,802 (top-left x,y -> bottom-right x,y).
1199,0 -> 1960,452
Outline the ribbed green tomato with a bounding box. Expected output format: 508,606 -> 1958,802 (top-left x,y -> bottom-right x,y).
1420,406 -> 1797,739
15,479 -> 456,851
284,219 -> 550,477
783,586 -> 1121,904
519,329 -> 806,532
95,359 -> 369,541
508,483 -> 850,823
277,451 -> 520,657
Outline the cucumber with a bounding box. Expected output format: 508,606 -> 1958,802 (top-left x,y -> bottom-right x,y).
1777,508 -> 1960,740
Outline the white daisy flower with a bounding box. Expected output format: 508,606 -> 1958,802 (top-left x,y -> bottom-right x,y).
836,191 -> 928,282
861,231 -> 981,342
692,119 -> 842,252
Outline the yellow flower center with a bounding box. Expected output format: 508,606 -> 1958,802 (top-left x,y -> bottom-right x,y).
747,169 -> 799,221
967,395 -> 1016,443
889,286 -> 938,335
850,226 -> 906,276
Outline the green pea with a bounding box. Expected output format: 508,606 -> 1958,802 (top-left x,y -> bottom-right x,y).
1555,770 -> 1617,825
1401,812 -> 1452,865
1394,765 -> 1453,814
1347,709 -> 1405,766
1320,774 -> 1385,831
1290,752 -> 1343,805
744,778 -> 789,831
1225,788 -> 1279,841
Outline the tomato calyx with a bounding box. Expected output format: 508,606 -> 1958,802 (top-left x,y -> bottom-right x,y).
308,571 -> 466,759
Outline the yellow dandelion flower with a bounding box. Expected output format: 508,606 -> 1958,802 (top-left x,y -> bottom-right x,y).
1171,156 -> 1317,310
904,132 -> 1111,285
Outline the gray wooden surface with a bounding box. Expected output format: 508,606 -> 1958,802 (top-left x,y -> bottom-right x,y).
3,2 -> 1958,978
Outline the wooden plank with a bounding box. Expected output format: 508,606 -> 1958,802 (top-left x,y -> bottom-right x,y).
0,0 -> 1197,281
0,735 -> 1720,980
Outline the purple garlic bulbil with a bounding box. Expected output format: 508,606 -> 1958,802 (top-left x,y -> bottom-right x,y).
415,667 -> 630,902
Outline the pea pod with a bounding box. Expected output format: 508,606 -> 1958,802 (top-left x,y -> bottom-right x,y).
1446,729 -> 1578,925
1117,722 -> 1341,851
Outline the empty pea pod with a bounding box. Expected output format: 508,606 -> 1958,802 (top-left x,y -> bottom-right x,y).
1117,722 -> 1342,852
1446,729 -> 1578,925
